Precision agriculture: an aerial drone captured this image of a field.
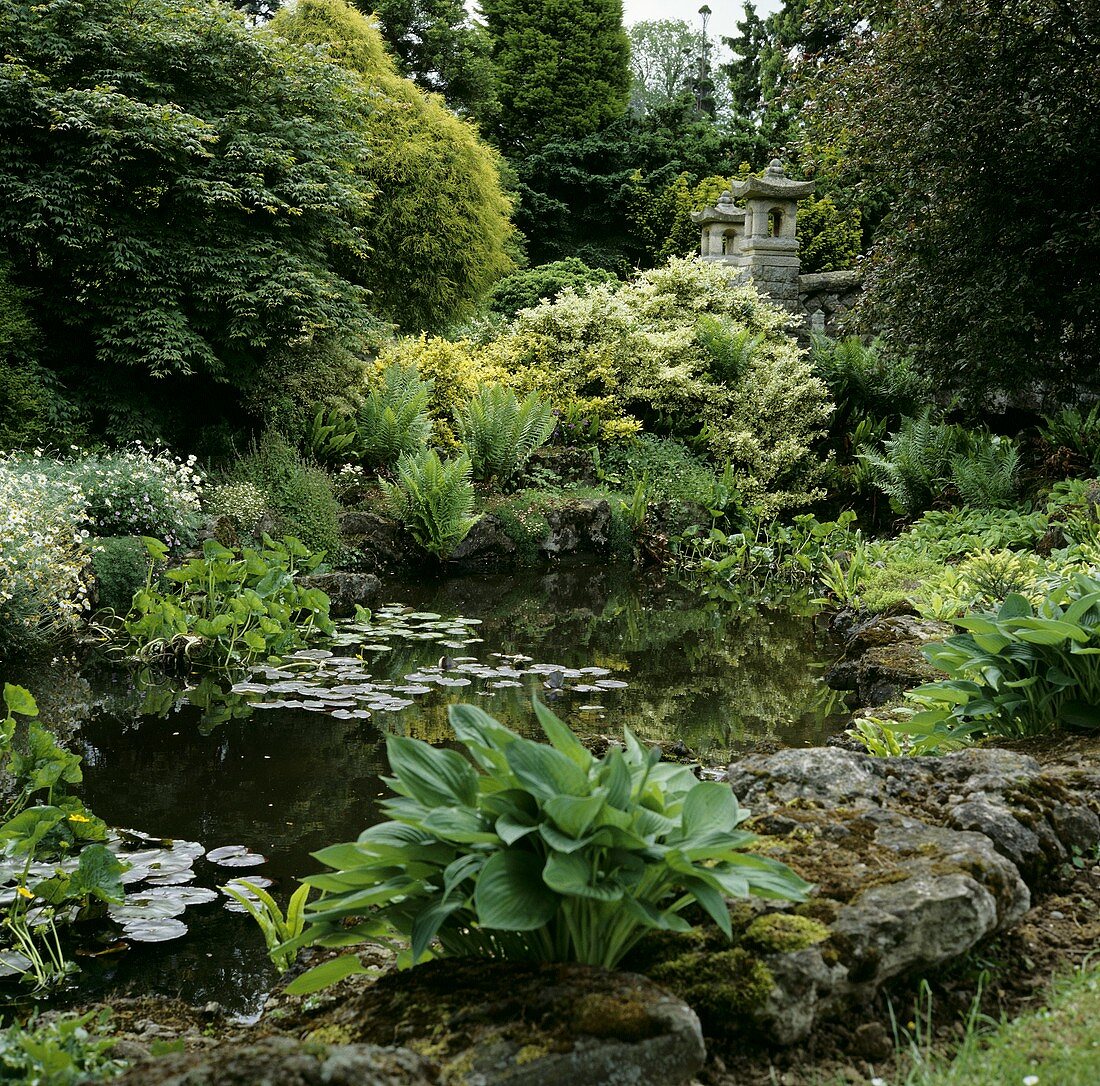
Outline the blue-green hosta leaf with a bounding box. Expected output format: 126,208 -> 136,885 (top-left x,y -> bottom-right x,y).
504,736 -> 589,799
542,851 -> 623,901
1009,618 -> 1088,644
971,631 -> 1012,654
543,794 -> 606,839
474,850 -> 557,930
411,900 -> 464,962
599,749 -> 632,809
996,593 -> 1033,620
620,897 -> 693,932
496,813 -> 538,845
313,842 -> 371,870
421,807 -> 499,845
532,699 -> 593,772
680,781 -> 739,839
443,853 -> 484,897
385,735 -> 478,808
1060,700 -> 1100,730
723,852 -> 812,900
682,877 -> 732,937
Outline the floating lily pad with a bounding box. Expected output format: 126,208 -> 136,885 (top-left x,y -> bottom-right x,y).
207,845 -> 266,868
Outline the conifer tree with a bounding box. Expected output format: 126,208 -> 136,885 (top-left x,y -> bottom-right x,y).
480,0 -> 631,152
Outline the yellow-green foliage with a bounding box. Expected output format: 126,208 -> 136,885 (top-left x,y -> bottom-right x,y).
492,257 -> 832,514
376,335 -> 508,447
269,0 -> 514,332
743,913 -> 830,953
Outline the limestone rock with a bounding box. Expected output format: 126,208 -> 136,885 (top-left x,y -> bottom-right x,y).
302,571 -> 381,618
290,960 -> 705,1086
113,1037 -> 436,1086
451,514 -> 518,566
338,511 -> 409,574
540,499 -> 611,558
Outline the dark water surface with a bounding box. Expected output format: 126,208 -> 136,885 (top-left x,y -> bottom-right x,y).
31,567 -> 846,1013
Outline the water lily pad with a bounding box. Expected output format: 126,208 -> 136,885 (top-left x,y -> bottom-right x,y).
594,679 -> 629,689
119,917 -> 189,943
207,845 -> 266,868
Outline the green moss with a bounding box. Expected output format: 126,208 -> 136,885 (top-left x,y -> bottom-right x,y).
514,1043 -> 550,1066
743,913 -> 830,954
304,1024 -> 353,1045
571,993 -> 660,1042
649,948 -> 774,1036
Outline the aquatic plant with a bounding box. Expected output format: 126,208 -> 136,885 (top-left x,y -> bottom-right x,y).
221,881 -> 311,973
285,701 -> 809,992
886,574 -> 1100,748
122,536 -> 333,668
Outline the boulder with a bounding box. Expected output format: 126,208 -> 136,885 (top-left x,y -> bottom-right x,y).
540,499 -> 612,558
113,1037 -> 436,1086
450,514 -> 518,566
288,960 -> 706,1086
338,512 -> 409,574
668,745 -> 1100,1043
302,572 -> 381,618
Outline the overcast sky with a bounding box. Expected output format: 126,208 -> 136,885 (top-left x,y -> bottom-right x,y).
623,1 -> 784,45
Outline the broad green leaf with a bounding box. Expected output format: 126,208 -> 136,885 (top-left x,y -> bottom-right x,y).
532,699 -> 593,771
475,849 -> 557,930
386,735 -> 479,808
543,794 -> 605,838
680,781 -> 739,838
504,737 -> 589,799
284,954 -> 371,995
543,851 -> 623,901
3,684 -> 37,718
72,843 -> 127,903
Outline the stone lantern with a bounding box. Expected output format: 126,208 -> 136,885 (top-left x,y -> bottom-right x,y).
692,189 -> 747,265
728,159 -> 815,306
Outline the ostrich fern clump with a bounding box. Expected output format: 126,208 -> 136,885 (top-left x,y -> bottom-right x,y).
951,435 -> 1020,509
454,384 -> 555,483
357,364 -> 433,466
380,450 -> 478,559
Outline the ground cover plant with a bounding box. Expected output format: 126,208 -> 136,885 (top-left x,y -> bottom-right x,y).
286,701 -> 810,991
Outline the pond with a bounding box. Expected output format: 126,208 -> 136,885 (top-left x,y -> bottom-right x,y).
21,566 -> 847,1016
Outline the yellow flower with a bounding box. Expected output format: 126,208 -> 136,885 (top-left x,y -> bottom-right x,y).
67,813 -> 92,823
17,886 -> 33,900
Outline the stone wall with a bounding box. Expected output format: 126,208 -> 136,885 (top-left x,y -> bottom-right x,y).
797,268 -> 863,339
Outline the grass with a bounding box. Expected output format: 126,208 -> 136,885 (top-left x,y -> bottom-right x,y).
884,964 -> 1100,1085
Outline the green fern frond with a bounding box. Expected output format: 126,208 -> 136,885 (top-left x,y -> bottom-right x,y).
381,449 -> 478,559
453,384 -> 555,483
357,364 -> 434,466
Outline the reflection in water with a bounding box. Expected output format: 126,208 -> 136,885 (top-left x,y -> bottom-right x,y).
53,567 -> 843,1011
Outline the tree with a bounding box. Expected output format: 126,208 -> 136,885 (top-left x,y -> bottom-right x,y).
812,0 -> 1100,396
480,0 -> 631,152
270,0 -> 515,333
629,19 -> 698,115
362,0 -> 496,121
0,0 -> 377,441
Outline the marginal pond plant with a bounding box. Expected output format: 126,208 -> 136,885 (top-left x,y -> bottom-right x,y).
380,450 -> 478,560
122,535 -> 333,668
881,573 -> 1100,750
285,701 -> 810,993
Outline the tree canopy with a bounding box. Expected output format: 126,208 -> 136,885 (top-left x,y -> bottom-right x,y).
480,0 -> 631,152
272,0 -> 515,334
0,0 -> 377,439
812,0 -> 1100,395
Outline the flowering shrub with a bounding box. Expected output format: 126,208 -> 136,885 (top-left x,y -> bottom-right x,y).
206,482 -> 269,534
0,460 -> 90,652
3,447 -> 203,548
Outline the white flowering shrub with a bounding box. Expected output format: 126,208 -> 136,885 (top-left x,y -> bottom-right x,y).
4,446 -> 204,547
206,482 -> 269,532
0,460 -> 91,652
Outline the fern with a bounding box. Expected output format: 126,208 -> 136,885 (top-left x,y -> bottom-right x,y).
859,408 -> 960,516
696,316 -> 763,384
454,384 -> 555,483
356,364 -> 433,466
950,434 -> 1020,509
380,449 -> 478,559
1039,404 -> 1100,469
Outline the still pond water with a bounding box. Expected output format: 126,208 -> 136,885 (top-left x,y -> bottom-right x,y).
31,567 -> 846,1015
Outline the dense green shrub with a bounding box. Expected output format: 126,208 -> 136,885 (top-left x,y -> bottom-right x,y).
490,258 -> 832,514
797,195 -> 862,274
381,450 -> 478,559
271,0 -> 515,331
228,434 -> 342,557
454,385 -> 555,483
486,259 -> 617,319
286,702 -> 809,990
0,0 -> 380,440
90,537 -> 149,616
0,1011 -> 124,1083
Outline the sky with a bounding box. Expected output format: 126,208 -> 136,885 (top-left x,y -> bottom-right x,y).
622,0 -> 784,45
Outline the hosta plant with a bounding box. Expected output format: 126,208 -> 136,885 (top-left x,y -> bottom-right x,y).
887,573 -> 1100,749
285,702 -> 810,993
